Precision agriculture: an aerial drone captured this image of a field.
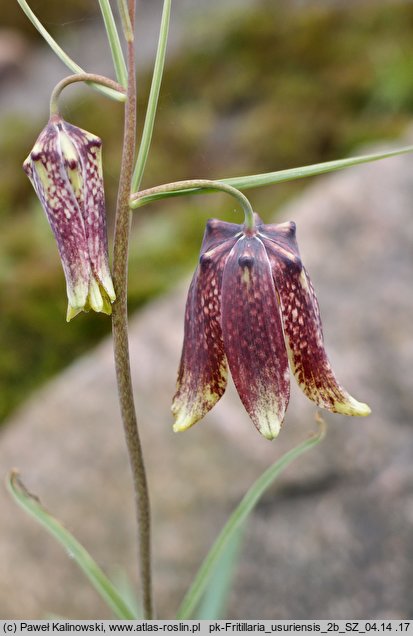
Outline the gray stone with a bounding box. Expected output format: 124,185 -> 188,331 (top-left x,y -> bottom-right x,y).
1,140 -> 413,619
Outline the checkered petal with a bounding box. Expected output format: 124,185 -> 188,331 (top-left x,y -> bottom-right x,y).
60,121 -> 115,308
172,222 -> 238,431
262,222 -> 370,416
221,235 -> 290,439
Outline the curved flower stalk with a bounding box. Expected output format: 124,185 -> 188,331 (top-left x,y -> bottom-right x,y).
23,115 -> 115,321
172,214 -> 370,440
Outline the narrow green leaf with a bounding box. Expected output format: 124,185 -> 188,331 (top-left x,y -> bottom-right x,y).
98,0 -> 128,87
7,471 -> 136,620
16,0 -> 125,102
195,527 -> 244,620
131,0 -> 171,192
221,144 -> 413,190
112,570 -> 143,619
131,145 -> 413,208
176,421 -> 326,619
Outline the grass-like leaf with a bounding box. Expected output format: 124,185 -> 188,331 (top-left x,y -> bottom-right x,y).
130,145 -> 413,208
195,527 -> 244,619
112,569 -> 143,619
131,0 -> 171,192
16,0 -> 125,102
98,0 -> 128,88
221,144 -> 413,190
176,419 -> 326,619
7,471 -> 136,619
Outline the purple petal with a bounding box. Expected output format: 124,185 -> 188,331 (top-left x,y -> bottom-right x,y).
221,235 -> 290,439
262,224 -> 370,416
61,121 -> 115,302
200,218 -> 242,253
172,237 -> 237,431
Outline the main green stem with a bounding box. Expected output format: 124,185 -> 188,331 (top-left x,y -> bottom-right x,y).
112,1 -> 154,620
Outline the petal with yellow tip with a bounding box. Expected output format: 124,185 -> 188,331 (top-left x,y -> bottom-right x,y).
221,235 -> 290,440
263,223 -> 370,417
172,228 -> 237,431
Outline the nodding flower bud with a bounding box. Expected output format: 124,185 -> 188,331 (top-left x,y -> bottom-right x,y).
23,115 -> 116,321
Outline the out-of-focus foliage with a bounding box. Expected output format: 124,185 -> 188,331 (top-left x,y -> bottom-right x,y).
1,0 -> 413,422
2,1 -> 98,40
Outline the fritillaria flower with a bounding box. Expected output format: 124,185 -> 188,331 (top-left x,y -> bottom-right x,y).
23,115 -> 115,321
172,214 -> 370,440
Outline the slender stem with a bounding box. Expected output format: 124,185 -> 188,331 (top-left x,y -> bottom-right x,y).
131,0 -> 171,193
98,0 -> 128,87
49,73 -> 126,116
130,178 -> 256,230
16,0 -> 125,102
112,1 -> 154,620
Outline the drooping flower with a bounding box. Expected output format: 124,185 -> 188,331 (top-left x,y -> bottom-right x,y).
23,115 -> 115,321
172,214 -> 370,440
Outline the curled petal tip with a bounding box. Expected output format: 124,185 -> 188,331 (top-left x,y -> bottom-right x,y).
66,279 -> 115,322
171,392 -> 198,431
333,395 -> 371,417
94,293 -> 113,316
257,415 -> 282,441
172,410 -> 197,433
88,278 -> 104,313
104,277 -> 116,303
66,304 -> 83,322
22,155 -> 31,176
88,277 -> 115,315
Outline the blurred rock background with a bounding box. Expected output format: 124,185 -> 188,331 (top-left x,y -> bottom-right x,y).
0,0 -> 412,620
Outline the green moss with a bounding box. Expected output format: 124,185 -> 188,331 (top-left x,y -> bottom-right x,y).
2,0 -> 413,422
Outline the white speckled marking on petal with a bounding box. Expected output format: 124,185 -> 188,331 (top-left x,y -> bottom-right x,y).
221,235 -> 290,439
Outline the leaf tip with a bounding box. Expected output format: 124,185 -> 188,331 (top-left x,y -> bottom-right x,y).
314,411 -> 328,441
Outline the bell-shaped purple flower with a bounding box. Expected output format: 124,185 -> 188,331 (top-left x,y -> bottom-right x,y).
23,115 -> 115,321
172,214 -> 370,440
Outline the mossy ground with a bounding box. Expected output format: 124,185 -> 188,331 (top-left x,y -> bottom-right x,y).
1,0 -> 413,422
